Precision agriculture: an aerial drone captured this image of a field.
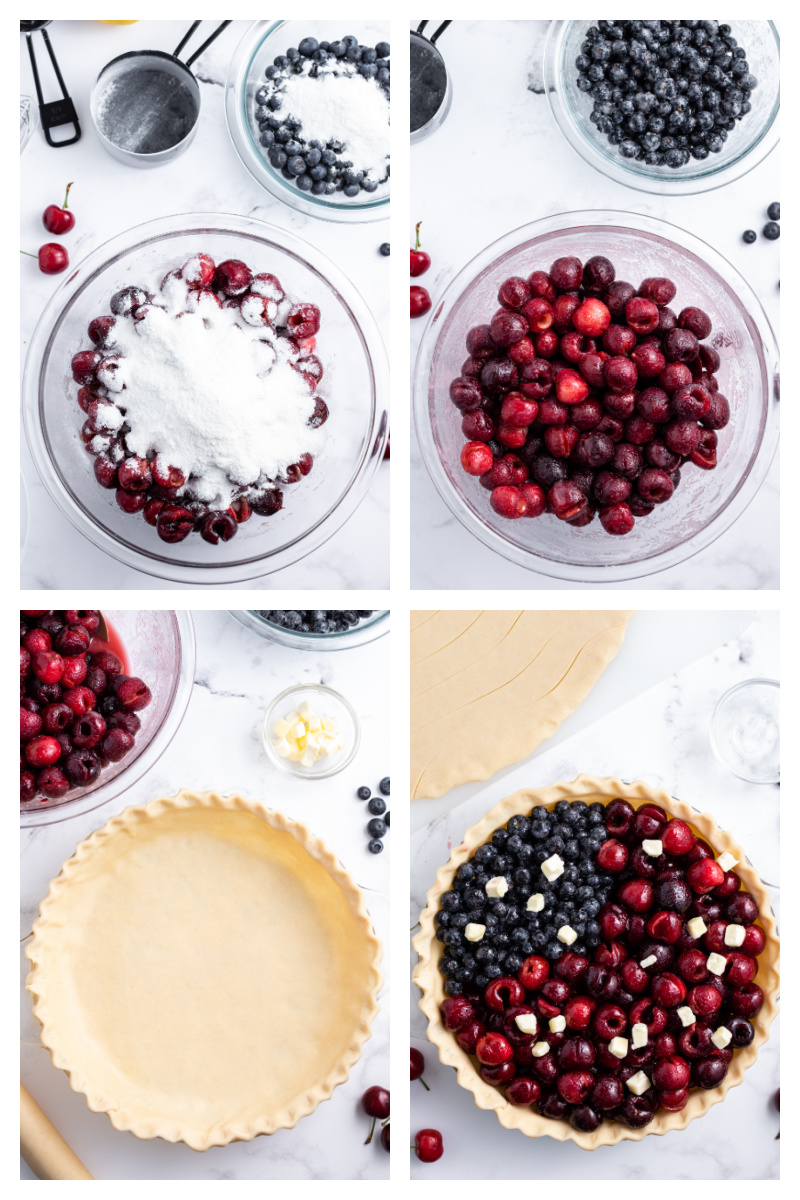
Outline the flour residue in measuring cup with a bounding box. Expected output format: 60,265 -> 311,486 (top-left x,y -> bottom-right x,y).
94,67 -> 199,154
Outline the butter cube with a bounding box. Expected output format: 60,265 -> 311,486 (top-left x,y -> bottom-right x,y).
716,851 -> 738,873
557,925 -> 577,946
515,1013 -> 538,1035
291,721 -> 307,741
724,924 -> 745,947
687,917 -> 707,939
631,1023 -> 648,1049
711,1026 -> 732,1049
464,923 -> 486,942
642,839 -> 663,857
677,1006 -> 696,1027
548,1015 -> 566,1034
284,710 -> 300,727
532,1041 -> 550,1058
485,876 -> 509,899
640,955 -> 657,969
300,747 -> 317,767
541,854 -> 564,882
626,1071 -> 651,1097
321,714 -> 338,733
273,717 -> 291,738
527,893 -> 545,913
273,738 -> 292,758
707,952 -> 728,976
609,1036 -> 628,1059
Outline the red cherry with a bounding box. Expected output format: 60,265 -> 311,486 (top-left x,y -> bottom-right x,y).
43,182 -> 75,235
414,1128 -> 443,1163
410,222 -> 431,277
22,244 -> 69,274
410,1047 -> 429,1089
411,285 -> 432,318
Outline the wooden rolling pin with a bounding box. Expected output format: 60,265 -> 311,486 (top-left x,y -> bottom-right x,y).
20,1085 -> 93,1180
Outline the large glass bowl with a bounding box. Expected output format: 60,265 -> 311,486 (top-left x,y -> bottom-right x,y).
22,213 -> 388,585
413,210 -> 779,584
20,610 -> 195,828
544,21 -> 780,195
230,609 -> 389,651
225,20 -> 390,224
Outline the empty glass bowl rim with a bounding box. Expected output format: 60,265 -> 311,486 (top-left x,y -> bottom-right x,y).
263,682 -> 361,778
413,208 -> 779,583
20,611 -> 196,828
544,20 -> 780,196
22,211 -> 388,585
225,20 -> 390,224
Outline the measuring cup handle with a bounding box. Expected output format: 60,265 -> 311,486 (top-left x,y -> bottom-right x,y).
174,20 -> 232,69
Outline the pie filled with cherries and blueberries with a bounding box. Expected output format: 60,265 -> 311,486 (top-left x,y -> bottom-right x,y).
413,778 -> 778,1145
450,254 -> 729,536
71,253 -> 328,547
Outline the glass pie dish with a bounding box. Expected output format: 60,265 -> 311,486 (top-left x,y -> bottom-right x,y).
225,20 -> 390,224
20,610 -> 195,829
413,775 -> 780,1148
231,608 -> 390,651
543,21 -> 780,195
22,212 -> 388,585
413,209 -> 779,584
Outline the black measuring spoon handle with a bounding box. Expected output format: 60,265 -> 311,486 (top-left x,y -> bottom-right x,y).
26,27 -> 81,147
173,20 -> 232,69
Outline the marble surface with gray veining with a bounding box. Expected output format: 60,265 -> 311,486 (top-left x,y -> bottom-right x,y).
20,20 -> 389,590
411,611 -> 779,1178
410,20 -> 779,590
21,610 -> 390,1179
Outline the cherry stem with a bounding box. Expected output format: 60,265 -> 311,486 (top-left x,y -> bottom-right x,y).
364,1117 -> 376,1145
415,221 -> 422,251
20,251 -> 37,258
62,182 -> 73,211
381,1116 -> 390,1127
418,1075 -> 430,1091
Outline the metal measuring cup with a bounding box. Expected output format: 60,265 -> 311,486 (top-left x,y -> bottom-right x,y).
89,20 -> 231,167
411,21 -> 452,144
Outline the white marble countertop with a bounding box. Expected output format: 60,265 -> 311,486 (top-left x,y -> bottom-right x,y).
410,20 -> 779,590
20,20 -> 389,590
410,610 -> 779,1178
21,610 -> 391,1180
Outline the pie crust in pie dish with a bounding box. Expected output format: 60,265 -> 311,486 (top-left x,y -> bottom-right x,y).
26,789 -> 382,1151
413,775 -> 779,1148
410,611 -> 633,800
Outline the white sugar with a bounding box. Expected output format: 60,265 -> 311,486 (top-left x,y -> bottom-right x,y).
104,270 -> 323,509
278,70 -> 389,180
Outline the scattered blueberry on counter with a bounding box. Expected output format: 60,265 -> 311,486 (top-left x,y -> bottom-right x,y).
379,242 -> 390,256
577,20 -> 758,169
762,221 -> 780,241
742,229 -> 757,244
357,778 -> 390,853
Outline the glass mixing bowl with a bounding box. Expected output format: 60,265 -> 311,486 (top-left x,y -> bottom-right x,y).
22,213 -> 389,585
413,210 -> 779,584
262,683 -> 361,779
230,609 -> 389,651
225,20 -> 390,224
544,21 -> 780,195
20,610 -> 195,828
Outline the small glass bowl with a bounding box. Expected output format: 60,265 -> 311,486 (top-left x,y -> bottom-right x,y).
544,21 -> 780,195
413,209 -> 779,584
20,610 -> 196,828
225,20 -> 390,224
263,684 -> 360,779
22,212 -> 388,585
711,678 -> 780,784
231,609 -> 389,651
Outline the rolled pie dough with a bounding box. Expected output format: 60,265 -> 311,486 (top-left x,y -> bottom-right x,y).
411,610 -> 633,799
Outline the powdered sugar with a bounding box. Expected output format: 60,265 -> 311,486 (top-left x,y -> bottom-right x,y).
278,70 -> 389,181
95,267 -> 323,509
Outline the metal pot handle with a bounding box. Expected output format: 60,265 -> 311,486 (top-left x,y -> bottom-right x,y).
173,20 -> 232,69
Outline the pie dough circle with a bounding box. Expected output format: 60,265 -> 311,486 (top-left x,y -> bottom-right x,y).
27,790 -> 382,1150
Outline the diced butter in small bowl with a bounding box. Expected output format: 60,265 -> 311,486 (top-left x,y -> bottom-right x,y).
263,685 -> 360,779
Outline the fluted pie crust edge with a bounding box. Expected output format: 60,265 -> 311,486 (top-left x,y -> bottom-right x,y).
26,789 -> 383,1151
412,775 -> 779,1149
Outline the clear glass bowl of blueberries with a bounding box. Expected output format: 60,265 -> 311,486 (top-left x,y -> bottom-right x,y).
230,610 -> 390,651
225,20 -> 390,223
544,21 -> 779,195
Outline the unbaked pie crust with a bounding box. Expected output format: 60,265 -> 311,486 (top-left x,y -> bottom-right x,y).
413,775 -> 779,1148
26,790 -> 382,1151
411,611 -> 633,800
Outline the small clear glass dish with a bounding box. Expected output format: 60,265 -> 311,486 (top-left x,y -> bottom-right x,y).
711,678 -> 780,784
263,683 -> 361,779
544,21 -> 779,195
225,20 -> 390,224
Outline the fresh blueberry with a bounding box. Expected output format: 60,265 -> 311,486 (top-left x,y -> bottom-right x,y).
742,229 -> 757,244
298,37 -> 319,57
367,817 -> 387,838
763,221 -> 780,240
379,242 -> 390,256
367,797 -> 386,816
368,839 -> 384,854
357,786 -> 371,800
379,777 -> 390,796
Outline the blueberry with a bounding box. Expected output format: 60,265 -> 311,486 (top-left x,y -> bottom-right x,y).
379,242 -> 390,256
742,229 -> 757,244
268,149 -> 287,168
385,812 -> 390,828
304,148 -> 322,167
379,776 -> 390,796
296,174 -> 313,191
259,130 -> 275,147
377,68 -> 390,85
367,797 -> 386,816
267,95 -> 283,112
367,817 -> 387,838
376,41 -> 390,58
298,37 -> 319,57
763,221 -> 780,240
360,63 -> 378,80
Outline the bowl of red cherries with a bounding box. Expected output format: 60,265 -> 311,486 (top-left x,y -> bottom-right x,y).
20,609 -> 195,828
413,210 -> 779,582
